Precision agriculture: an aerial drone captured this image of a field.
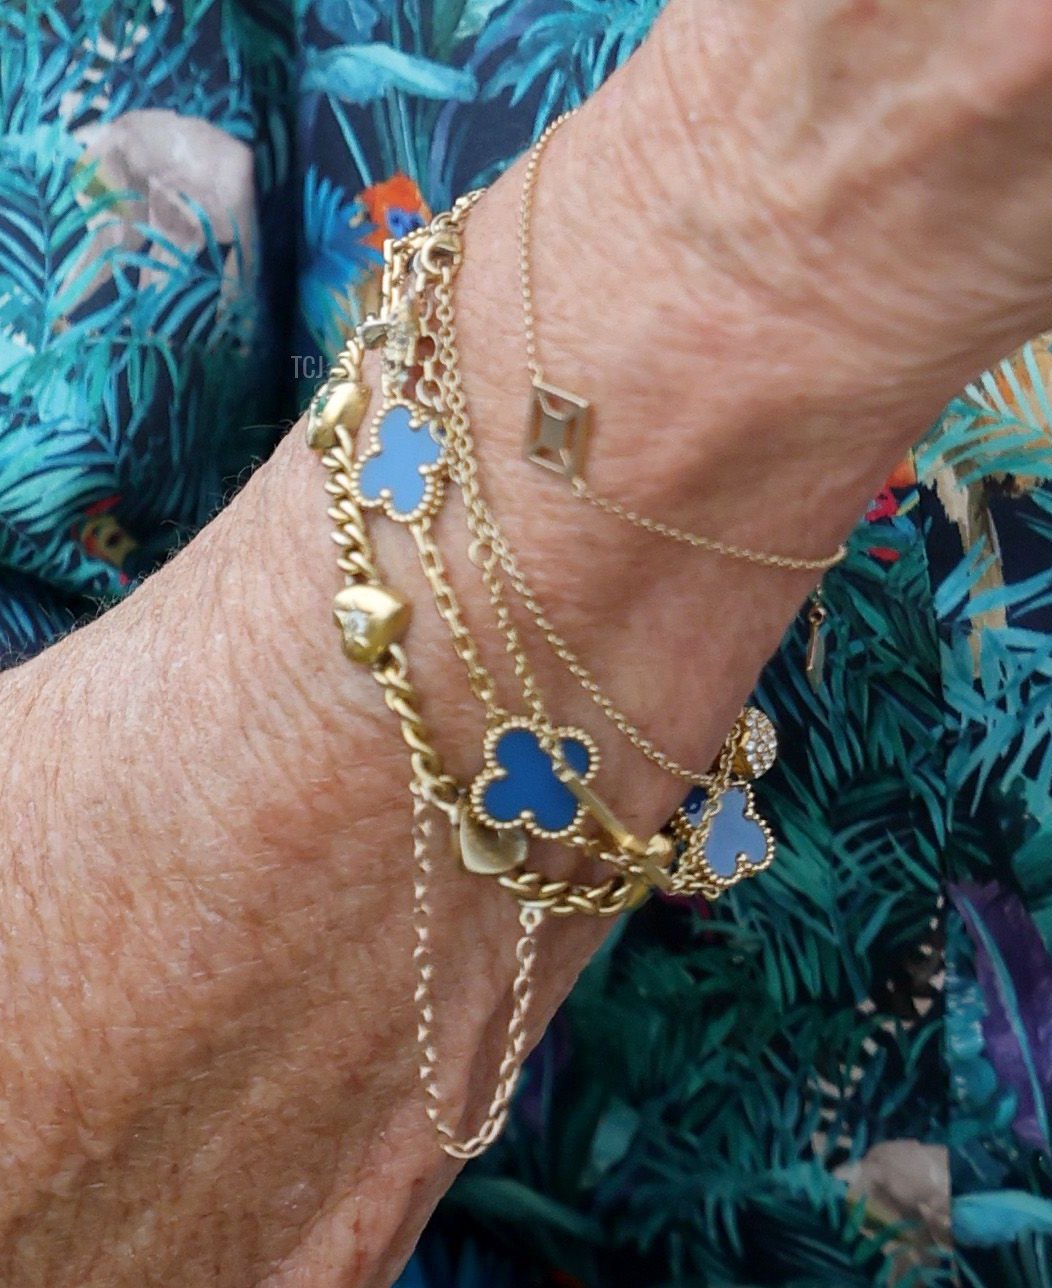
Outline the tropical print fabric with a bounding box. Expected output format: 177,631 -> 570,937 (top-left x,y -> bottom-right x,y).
3,3 -> 1052,1285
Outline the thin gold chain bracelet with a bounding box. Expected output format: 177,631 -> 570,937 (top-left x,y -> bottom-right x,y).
304,189 -> 781,1158
519,109 -> 847,574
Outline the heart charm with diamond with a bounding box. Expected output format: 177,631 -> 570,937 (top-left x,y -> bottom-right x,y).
332,583 -> 412,665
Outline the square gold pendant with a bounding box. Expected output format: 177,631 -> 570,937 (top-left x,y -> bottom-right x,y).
524,380 -> 591,479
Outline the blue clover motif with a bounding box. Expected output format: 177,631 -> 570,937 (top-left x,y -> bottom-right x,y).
355,403 -> 444,521
682,784 -> 772,879
474,722 -> 596,838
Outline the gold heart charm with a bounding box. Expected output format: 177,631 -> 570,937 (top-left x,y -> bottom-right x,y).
306,379 -> 369,450
333,583 -> 411,666
457,811 -> 528,876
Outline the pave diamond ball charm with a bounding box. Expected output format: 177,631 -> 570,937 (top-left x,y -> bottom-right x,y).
728,707 -> 778,780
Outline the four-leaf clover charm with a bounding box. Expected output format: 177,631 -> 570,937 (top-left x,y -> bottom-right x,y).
681,782 -> 774,888
470,718 -> 600,842
351,400 -> 446,523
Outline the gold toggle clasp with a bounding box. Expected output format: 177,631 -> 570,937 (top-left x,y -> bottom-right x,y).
558,772 -> 673,891
418,229 -> 462,275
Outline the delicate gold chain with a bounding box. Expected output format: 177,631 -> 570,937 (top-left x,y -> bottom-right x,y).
571,477 -> 847,572
306,185 -> 782,1163
410,522 -> 502,716
422,246 -> 714,785
411,790 -> 542,1159
423,253 -> 567,757
518,111 -> 575,385
417,515 -> 548,729
519,109 -> 846,575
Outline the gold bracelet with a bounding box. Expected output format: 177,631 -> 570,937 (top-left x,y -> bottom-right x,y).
305,193 -> 779,1159
519,109 -> 847,574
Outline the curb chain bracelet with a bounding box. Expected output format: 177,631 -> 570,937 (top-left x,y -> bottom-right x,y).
304,191 -> 781,1159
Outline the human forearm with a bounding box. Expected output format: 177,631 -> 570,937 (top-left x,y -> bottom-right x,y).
0,182 -> 853,1286
4,1 -> 1052,1283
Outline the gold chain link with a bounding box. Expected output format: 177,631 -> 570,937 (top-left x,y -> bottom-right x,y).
498,866 -> 647,917
411,791 -> 542,1159
320,428 -> 460,814
518,111 -> 573,386
308,180 -> 785,1161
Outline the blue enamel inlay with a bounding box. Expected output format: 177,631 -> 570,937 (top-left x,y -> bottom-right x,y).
358,404 -> 442,517
482,727 -> 591,833
682,785 -> 769,878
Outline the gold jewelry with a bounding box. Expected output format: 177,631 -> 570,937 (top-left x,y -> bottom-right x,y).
806,587 -> 830,691
519,110 -> 846,574
417,199 -> 717,787
305,191 -> 779,1160
411,791 -> 542,1158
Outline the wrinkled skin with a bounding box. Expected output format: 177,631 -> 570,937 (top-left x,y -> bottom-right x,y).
3,1 -> 1052,1283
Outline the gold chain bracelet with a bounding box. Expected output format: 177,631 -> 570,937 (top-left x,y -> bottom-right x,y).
305,189 -> 780,1158
519,110 -> 847,574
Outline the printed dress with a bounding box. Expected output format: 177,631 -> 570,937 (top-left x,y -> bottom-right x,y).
3,3 -> 1052,1285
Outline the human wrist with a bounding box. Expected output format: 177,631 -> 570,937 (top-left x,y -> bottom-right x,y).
450,79 -> 905,594
0,481 -> 487,1283
434,111 -> 874,679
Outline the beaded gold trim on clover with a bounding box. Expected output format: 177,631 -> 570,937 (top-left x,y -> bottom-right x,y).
518,109 -> 846,574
